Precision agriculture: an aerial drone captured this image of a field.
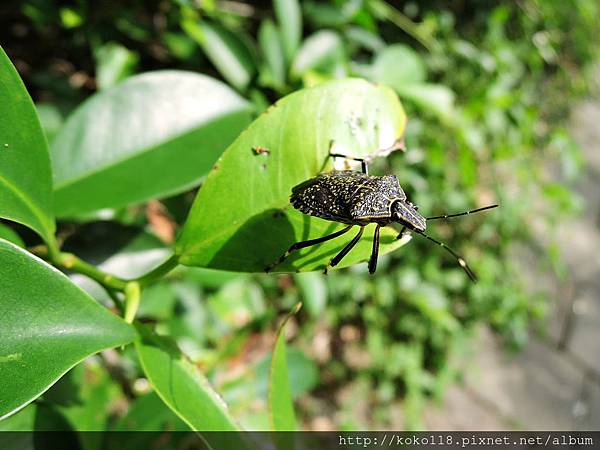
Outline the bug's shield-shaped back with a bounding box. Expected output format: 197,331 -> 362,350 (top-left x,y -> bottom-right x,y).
350,175 -> 406,221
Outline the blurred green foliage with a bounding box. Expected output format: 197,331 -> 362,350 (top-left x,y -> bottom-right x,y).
1,0 -> 598,432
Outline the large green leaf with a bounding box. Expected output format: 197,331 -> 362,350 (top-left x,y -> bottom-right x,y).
0,239 -> 136,420
0,46 -> 55,244
135,326 -> 239,432
51,71 -> 253,217
176,78 -> 409,272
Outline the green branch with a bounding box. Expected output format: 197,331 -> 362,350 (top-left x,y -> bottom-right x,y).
33,243 -> 180,324
55,252 -> 128,291
134,255 -> 179,286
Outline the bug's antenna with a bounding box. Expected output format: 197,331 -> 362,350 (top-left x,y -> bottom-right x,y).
416,232 -> 477,282
427,204 -> 498,221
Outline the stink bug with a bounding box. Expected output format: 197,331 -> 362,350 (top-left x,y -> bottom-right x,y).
266,152 -> 497,281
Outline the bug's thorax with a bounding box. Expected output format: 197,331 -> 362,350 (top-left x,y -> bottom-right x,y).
392,200 -> 426,232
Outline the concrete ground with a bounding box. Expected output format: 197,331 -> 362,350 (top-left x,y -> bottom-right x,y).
424,91 -> 600,431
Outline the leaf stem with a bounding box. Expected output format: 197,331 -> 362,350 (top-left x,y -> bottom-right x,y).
55,252 -> 128,291
45,234 -> 61,262
37,245 -> 179,322
134,254 -> 179,287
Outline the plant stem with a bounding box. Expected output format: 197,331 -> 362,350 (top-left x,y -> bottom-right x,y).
55,252 -> 128,291
106,288 -> 125,314
40,246 -> 178,321
134,254 -> 179,286
370,0 -> 435,51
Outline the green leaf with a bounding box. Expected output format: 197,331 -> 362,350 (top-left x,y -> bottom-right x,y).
257,347 -> 318,399
345,26 -> 386,53
53,362 -> 123,432
0,223 -> 24,247
112,392 -> 189,431
372,44 -> 426,88
35,102 -> 64,145
94,42 -> 139,90
396,83 -> 455,122
51,71 -> 252,218
269,303 -> 301,431
182,20 -> 255,91
0,239 -> 136,420
258,19 -> 286,90
294,272 -> 327,316
59,7 -> 83,28
0,404 -> 36,431
274,0 -> 302,63
176,78 -> 409,272
0,46 -> 55,245
371,45 -> 455,122
135,325 -> 240,431
291,31 -> 344,79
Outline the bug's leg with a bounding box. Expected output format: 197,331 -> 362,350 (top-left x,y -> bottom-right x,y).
324,226 -> 365,274
265,225 -> 353,272
416,231 -> 478,282
396,226 -> 407,240
368,225 -> 381,274
328,140 -> 369,174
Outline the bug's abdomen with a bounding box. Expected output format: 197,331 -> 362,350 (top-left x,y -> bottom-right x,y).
291,175 -> 354,223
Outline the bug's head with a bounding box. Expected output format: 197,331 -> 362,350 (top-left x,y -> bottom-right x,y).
392,200 -> 426,232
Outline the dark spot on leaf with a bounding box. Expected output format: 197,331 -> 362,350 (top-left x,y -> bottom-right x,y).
273,210 -> 285,219
252,146 -> 271,156
260,163 -> 267,171
213,164 -> 220,171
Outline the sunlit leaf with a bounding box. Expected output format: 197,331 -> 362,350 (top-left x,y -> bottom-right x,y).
135,325 -> 240,432
176,79 -> 409,272
51,71 -> 252,217
0,46 -> 55,245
